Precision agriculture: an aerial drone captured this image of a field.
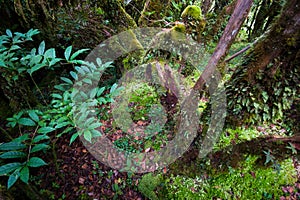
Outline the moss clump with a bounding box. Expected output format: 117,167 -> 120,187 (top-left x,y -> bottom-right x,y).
171,22 -> 186,33
181,5 -> 203,20
170,22 -> 186,41
138,173 -> 162,200
181,5 -> 206,42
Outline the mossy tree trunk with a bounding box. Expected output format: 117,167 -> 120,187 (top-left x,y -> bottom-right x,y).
226,0 -> 300,126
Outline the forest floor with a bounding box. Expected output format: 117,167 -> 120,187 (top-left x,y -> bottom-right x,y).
36,134 -> 145,200
34,131 -> 300,200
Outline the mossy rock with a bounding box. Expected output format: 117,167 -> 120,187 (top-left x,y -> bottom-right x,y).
181,5 -> 203,20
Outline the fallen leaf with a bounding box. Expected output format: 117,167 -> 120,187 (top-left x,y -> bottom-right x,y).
81,163 -> 88,169
79,177 -> 85,184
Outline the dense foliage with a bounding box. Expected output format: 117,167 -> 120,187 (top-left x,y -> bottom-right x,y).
0,0 -> 299,199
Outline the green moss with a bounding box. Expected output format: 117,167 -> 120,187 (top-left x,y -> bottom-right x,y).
170,22 -> 186,41
171,22 -> 186,33
181,5 -> 203,20
286,37 -> 296,47
208,157 -> 296,199
138,173 -> 162,200
161,156 -> 297,199
180,5 -> 206,42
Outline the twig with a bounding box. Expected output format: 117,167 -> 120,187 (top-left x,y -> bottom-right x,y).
225,39 -> 258,62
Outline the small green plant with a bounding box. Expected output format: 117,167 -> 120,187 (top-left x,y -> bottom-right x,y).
214,127 -> 262,150
163,174 -> 209,199
112,182 -> 123,200
0,29 -> 121,191
128,83 -> 160,121
0,110 -> 49,189
0,29 -> 63,109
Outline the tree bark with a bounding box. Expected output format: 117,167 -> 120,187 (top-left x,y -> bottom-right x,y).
239,0 -> 299,84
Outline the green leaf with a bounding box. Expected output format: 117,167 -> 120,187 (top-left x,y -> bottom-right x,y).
0,151 -> 26,159
144,11 -> 155,16
12,134 -> 29,143
91,129 -> 102,137
75,66 -> 85,74
29,63 -> 46,75
30,48 -> 36,55
0,60 -> 7,68
61,77 -> 73,85
26,29 -> 40,39
54,83 -> 69,91
262,91 -> 268,103
0,163 -> 22,176
70,71 -> 78,80
64,46 -> 72,61
18,118 -> 36,126
81,65 -> 90,73
82,78 -> 92,85
44,48 -> 56,59
52,93 -> 62,99
10,45 -> 20,51
264,150 -> 274,165
6,29 -> 12,37
0,142 -> 26,151
70,133 -> 79,144
31,144 -> 49,153
96,58 -> 102,66
55,121 -> 71,129
97,87 -> 106,96
28,110 -> 39,122
69,60 -> 84,65
27,157 -> 47,167
110,83 -> 118,93
20,166 -> 29,184
7,170 -> 20,189
59,127 -> 74,136
84,130 -> 92,143
49,58 -> 62,66
97,97 -> 107,104
33,135 -> 50,143
88,122 -> 102,129
15,111 -> 24,119
70,48 -> 89,61
37,127 -> 55,134
38,41 -> 45,55
90,88 -> 98,98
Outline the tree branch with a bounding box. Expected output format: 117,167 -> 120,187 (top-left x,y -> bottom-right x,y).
193,0 -> 253,91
